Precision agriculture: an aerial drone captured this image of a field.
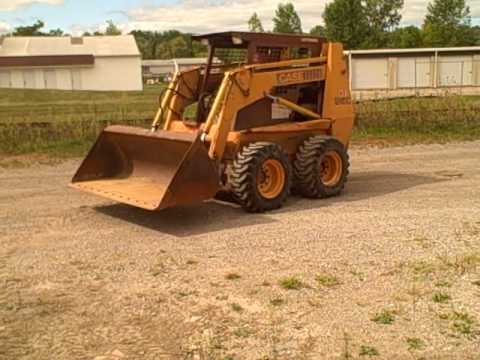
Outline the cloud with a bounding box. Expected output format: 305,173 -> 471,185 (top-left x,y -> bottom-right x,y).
122,0 -> 480,34
0,21 -> 11,34
0,0 -> 64,12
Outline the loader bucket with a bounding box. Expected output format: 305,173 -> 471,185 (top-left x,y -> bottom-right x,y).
70,125 -> 220,211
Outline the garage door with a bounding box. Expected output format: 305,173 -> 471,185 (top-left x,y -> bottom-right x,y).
23,70 -> 36,89
439,56 -> 473,87
352,58 -> 388,90
0,71 -> 11,88
397,58 -> 416,88
415,58 -> 432,88
44,70 -> 57,89
71,70 -> 82,90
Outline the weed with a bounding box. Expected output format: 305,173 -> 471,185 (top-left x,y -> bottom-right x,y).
450,311 -> 476,337
350,270 -> 365,281
359,345 -> 379,357
279,276 -> 304,290
406,337 -> 426,351
225,273 -> 241,281
316,273 -> 341,287
410,261 -> 436,276
472,280 -> 480,287
454,253 -> 480,274
186,260 -> 198,265
438,252 -> 480,275
230,303 -> 244,313
432,292 -> 451,304
372,310 -> 396,325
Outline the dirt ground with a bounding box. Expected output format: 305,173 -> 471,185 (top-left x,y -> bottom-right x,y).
1,142 -> 479,360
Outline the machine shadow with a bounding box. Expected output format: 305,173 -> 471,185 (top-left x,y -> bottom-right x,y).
95,200 -> 276,238
96,171 -> 447,237
281,170 -> 448,213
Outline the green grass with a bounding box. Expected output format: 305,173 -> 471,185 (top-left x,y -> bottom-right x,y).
279,276 -> 304,290
0,86 -> 162,157
0,86 -> 162,124
1,88 -> 479,157
406,337 -> 426,351
450,311 -> 477,337
354,95 -> 480,144
432,292 -> 451,304
359,345 -> 379,357
371,310 -> 396,325
315,273 -> 341,287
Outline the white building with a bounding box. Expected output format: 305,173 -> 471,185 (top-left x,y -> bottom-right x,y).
0,35 -> 143,91
142,58 -> 222,82
346,46 -> 480,99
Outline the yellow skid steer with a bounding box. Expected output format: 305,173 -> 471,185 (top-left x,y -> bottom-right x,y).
71,32 -> 355,213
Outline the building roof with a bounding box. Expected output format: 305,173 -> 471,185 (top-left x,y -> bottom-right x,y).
345,46 -> 480,56
0,35 -> 140,58
142,58 -> 224,67
142,58 -> 210,67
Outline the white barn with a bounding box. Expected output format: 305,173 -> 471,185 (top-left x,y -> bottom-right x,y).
346,46 -> 480,99
0,35 -> 143,91
142,58 -> 221,82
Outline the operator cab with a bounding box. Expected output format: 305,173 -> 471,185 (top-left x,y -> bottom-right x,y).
190,32 -> 327,124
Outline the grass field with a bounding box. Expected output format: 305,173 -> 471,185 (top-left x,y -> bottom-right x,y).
1,86 -> 479,157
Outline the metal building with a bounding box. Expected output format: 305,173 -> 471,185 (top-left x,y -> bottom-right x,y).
0,35 -> 143,91
345,47 -> 480,99
142,58 -> 216,83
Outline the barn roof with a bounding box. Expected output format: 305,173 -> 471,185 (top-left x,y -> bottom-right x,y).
0,35 -> 140,58
142,58 -> 220,66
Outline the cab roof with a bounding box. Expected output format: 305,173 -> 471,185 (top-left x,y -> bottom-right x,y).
192,31 -> 326,49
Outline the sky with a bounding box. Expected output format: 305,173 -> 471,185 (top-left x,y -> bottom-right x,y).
0,0 -> 479,35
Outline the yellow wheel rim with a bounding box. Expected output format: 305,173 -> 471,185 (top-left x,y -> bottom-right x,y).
257,159 -> 285,199
320,151 -> 342,186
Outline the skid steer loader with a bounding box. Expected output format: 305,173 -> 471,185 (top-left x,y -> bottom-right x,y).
71,32 -> 355,213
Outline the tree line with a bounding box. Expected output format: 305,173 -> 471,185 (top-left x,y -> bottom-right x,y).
3,0 -> 479,59
248,0 -> 479,49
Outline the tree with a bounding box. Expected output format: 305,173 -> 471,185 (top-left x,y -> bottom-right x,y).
12,20 -> 46,36
48,28 -> 64,36
310,25 -> 326,37
388,26 -> 423,48
323,0 -> 368,49
248,13 -> 265,32
105,20 -> 122,35
157,35 -> 191,59
130,30 -> 207,60
423,0 -> 473,46
273,2 -> 302,34
363,0 -> 404,47
471,26 -> 480,45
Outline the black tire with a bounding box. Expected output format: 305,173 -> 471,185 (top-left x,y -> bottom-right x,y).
294,136 -> 349,198
230,142 -> 292,213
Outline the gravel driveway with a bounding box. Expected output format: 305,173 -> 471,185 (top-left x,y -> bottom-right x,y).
1,142 -> 479,360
